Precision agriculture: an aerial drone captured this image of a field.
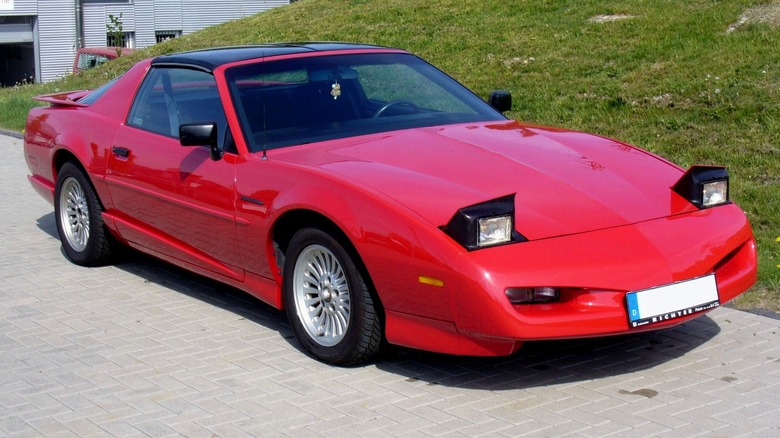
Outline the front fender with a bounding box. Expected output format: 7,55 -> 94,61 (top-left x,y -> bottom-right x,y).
235,156 -> 466,325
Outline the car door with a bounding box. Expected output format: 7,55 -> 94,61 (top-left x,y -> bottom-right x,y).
105,66 -> 244,280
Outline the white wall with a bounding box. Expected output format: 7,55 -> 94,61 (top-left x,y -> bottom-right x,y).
37,0 -> 78,82
0,0 -> 38,15
3,0 -> 291,83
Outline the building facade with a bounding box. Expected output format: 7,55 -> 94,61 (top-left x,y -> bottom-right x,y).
0,0 -> 290,86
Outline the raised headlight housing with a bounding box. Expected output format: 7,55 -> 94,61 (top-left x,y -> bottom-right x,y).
672,166 -> 730,209
443,194 -> 527,250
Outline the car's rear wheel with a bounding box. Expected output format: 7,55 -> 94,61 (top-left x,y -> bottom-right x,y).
54,162 -> 113,266
283,228 -> 381,365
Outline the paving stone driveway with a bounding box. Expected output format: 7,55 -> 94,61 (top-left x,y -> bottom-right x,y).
1,133 -> 779,437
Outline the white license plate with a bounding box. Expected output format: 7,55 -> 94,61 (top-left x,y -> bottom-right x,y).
626,274 -> 719,328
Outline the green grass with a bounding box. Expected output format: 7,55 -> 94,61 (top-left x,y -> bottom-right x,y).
1,0 -> 778,310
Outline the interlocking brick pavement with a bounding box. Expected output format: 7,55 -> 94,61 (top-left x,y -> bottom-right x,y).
1,133 -> 779,437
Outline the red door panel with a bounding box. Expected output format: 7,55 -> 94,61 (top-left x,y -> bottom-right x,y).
106,125 -> 243,279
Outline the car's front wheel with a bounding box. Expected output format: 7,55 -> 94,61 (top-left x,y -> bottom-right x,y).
54,162 -> 113,266
283,228 -> 382,365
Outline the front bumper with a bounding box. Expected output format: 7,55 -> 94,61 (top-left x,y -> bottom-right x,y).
387,204 -> 756,356
460,204 -> 755,340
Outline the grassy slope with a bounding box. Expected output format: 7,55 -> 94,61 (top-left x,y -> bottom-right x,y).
1,0 -> 778,309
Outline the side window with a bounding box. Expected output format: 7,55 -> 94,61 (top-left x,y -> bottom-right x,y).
127,67 -> 232,151
77,53 -> 111,71
127,69 -> 173,136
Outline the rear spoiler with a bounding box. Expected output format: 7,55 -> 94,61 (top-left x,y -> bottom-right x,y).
32,90 -> 91,107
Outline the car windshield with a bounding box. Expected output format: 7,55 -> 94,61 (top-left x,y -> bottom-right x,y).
225,52 -> 506,152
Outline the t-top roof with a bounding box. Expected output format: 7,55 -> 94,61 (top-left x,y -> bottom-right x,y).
150,43 -> 395,71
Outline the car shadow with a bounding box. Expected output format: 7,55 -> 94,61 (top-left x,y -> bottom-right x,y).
116,251 -> 296,341
375,316 -> 719,390
36,211 -> 295,340
36,212 -> 58,239
35,212 -> 722,390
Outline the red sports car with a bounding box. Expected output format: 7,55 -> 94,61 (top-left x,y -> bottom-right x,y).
24,44 -> 757,365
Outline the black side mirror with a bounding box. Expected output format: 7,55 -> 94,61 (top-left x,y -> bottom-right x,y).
488,91 -> 512,113
180,123 -> 222,161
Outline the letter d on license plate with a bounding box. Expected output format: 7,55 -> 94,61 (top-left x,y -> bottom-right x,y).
626,274 -> 719,328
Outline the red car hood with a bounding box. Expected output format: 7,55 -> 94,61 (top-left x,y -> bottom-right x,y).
277,121 -> 694,240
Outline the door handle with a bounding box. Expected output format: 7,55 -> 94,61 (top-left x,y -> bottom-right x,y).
111,146 -> 130,158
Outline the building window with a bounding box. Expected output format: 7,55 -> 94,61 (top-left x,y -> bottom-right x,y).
85,1 -> 132,3
155,30 -> 182,43
107,32 -> 135,48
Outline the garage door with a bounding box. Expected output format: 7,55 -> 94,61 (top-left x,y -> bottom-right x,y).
0,16 -> 34,44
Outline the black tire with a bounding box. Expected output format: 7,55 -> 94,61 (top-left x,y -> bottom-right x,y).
54,162 -> 113,266
283,228 -> 382,365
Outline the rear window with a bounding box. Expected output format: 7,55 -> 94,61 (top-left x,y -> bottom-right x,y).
78,75 -> 123,105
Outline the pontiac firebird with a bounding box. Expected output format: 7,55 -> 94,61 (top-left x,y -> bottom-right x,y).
23,44 -> 757,365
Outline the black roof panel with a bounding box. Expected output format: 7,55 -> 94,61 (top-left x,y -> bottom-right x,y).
151,43 -> 393,71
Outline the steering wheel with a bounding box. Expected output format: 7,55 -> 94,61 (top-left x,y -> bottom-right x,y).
372,99 -> 419,118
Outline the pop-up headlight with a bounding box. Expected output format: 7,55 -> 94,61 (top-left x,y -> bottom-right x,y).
478,215 -> 513,247
672,166 -> 730,209
443,194 -> 527,250
702,179 -> 728,207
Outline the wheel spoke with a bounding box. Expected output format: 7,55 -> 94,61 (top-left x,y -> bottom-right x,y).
304,295 -> 321,308
305,262 -> 320,282
312,252 -> 328,278
333,274 -> 347,291
317,309 -> 329,335
332,309 -> 346,335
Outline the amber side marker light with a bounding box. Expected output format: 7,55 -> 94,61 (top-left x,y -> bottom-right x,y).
419,276 -> 445,288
